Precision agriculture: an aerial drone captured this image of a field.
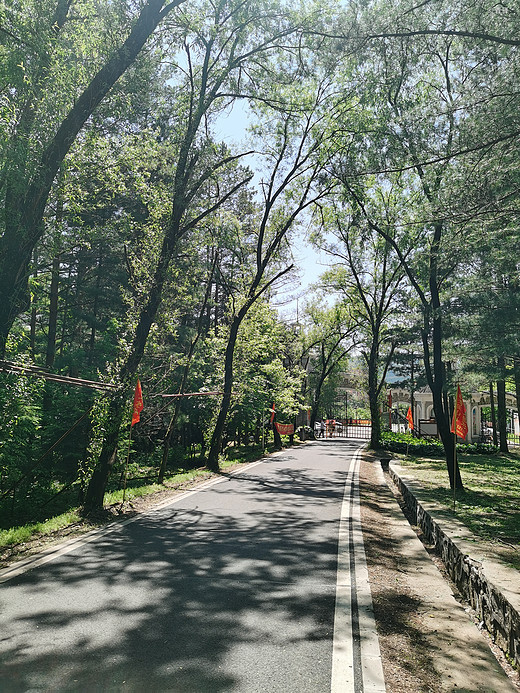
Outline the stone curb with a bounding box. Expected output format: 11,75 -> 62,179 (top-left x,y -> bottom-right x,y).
388,461 -> 520,669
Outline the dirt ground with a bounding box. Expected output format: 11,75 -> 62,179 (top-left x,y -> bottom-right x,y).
359,451 -> 520,693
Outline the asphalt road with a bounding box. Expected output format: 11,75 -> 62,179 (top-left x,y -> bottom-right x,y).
0,440 -> 384,692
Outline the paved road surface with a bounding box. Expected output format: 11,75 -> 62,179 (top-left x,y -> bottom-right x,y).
0,441 -> 384,692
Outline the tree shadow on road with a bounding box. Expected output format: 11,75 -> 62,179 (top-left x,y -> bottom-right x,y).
0,449 -> 355,692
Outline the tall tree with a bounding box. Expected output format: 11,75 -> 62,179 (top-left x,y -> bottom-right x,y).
206,72 -> 339,470
0,0 -> 187,356
84,0 -> 316,508
315,196 -> 408,448
300,300 -> 357,432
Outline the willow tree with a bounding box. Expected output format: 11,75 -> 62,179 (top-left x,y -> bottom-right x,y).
315,194 -> 408,448
0,0 -> 188,356
84,0 -> 324,509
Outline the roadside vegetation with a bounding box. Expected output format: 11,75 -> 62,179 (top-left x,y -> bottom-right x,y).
2,0 -> 520,524
384,437 -> 520,570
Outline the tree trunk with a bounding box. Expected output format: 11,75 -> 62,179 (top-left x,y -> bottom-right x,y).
490,382 -> 498,447
83,242 -> 177,509
88,251 -> 103,366
158,408 -> 179,485
41,254 -> 61,417
45,255 -> 60,370
273,421 -> 283,450
83,393 -> 126,512
497,356 -> 509,453
422,316 -> 463,490
0,0 -> 183,357
207,315 -> 243,471
425,224 -> 463,490
254,414 -> 261,444
514,360 -> 520,438
367,347 -> 381,449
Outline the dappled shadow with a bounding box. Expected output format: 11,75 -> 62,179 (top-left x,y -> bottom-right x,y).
0,443 -> 363,692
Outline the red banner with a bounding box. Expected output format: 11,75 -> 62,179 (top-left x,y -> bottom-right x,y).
275,422 -> 294,435
406,406 -> 414,430
451,384 -> 468,440
131,379 -> 143,426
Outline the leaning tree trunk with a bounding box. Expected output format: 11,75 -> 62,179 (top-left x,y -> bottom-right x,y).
83,246 -> 173,510
207,315 -> 243,472
83,393 -> 126,512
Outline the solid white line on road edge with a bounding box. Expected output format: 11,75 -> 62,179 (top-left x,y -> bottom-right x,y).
351,454 -> 386,693
0,458 -> 267,585
331,448 -> 385,693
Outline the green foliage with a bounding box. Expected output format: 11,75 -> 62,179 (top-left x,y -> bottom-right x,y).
232,300 -> 304,426
380,431 -> 444,456
0,371 -> 43,487
380,431 -> 499,457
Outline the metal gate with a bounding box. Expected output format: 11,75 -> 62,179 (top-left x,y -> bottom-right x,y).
315,418 -> 372,439
344,419 -> 372,439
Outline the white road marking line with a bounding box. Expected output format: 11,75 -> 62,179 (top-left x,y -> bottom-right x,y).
331,448 -> 385,692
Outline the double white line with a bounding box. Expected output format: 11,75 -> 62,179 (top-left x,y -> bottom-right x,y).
331,448 -> 385,692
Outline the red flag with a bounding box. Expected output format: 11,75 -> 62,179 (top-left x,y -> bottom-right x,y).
450,385 -> 468,440
270,402 -> 275,423
406,406 -> 414,430
131,379 -> 144,426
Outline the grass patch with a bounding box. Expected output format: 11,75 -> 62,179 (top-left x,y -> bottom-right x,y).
0,510 -> 82,548
103,467 -> 213,506
399,451 -> 520,569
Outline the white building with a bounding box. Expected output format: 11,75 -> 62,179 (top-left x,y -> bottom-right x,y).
389,387 -> 519,442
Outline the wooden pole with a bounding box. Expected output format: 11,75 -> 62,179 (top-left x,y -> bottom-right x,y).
122,421 -> 133,504
453,430 -> 457,512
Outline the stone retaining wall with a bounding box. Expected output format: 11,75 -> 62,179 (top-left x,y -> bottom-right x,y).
388,465 -> 520,669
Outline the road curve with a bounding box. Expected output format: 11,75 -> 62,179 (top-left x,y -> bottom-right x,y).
0,440 -> 384,692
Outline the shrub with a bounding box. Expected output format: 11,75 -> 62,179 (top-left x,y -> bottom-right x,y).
380,432 -> 499,456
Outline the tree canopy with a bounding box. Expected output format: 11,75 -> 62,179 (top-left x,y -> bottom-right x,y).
1,0 -> 518,519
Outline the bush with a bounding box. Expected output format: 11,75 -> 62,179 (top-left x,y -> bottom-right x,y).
457,442 -> 499,455
380,432 -> 499,456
